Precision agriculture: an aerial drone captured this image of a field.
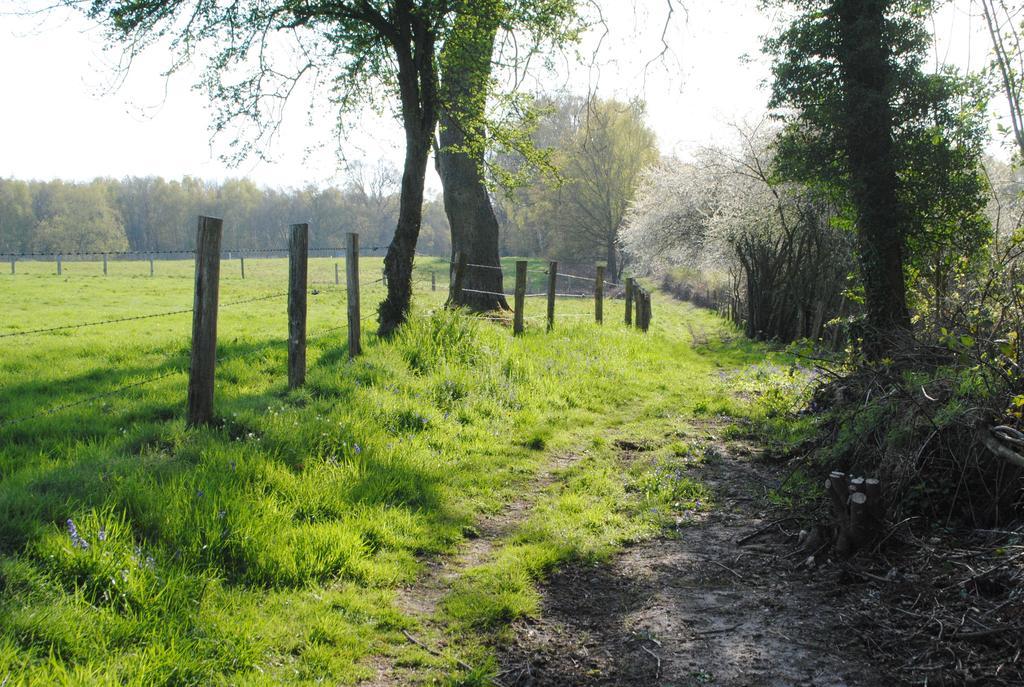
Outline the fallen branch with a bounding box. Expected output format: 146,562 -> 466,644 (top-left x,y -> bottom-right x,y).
641,645 -> 662,678
401,629 -> 504,686
736,516 -> 799,546
692,622 -> 742,636
977,428 -> 1024,469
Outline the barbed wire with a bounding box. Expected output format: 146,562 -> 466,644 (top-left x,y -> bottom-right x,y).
466,262 -> 503,272
460,288 -> 508,297
221,292 -> 290,308
0,306 -> 194,338
0,291 -> 290,339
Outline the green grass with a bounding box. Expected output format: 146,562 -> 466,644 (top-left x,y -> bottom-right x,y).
0,256 -> 795,684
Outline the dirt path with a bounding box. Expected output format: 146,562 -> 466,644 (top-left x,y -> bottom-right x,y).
494,436 -> 887,687
365,452 -> 584,686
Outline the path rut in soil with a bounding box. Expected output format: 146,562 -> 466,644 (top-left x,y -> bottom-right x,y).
365,453 -> 583,686
495,435 -> 887,687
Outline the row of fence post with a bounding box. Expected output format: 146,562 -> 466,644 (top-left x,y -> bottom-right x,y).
151,218 -> 649,426
9,253 -> 267,279
448,256 -> 651,335
186,217 -> 364,427
9,254 -> 165,277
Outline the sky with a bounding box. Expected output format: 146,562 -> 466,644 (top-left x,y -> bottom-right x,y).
0,0 -> 1002,192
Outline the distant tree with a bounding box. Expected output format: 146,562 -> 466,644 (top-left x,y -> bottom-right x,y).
496,95 -> 658,278
31,181 -> 128,253
0,179 -> 35,253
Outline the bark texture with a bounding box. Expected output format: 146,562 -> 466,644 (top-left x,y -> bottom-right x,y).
437,2 -> 509,311
835,0 -> 912,353
379,3 -> 439,336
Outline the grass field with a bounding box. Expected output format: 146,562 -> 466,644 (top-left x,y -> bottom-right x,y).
0,255 -> 793,684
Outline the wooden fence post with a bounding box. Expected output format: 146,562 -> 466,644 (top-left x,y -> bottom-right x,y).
635,287 -> 647,333
57,255 -> 62,276
346,232 -> 361,358
547,260 -> 558,331
334,262 -> 340,286
103,253 -> 108,276
636,289 -> 645,332
642,290 -> 652,332
514,260 -> 527,335
240,255 -> 245,279
149,256 -> 155,277
449,251 -> 466,303
288,223 -> 309,389
595,264 -> 605,324
431,270 -> 436,291
10,257 -> 14,275
187,216 -> 223,427
625,277 -> 634,326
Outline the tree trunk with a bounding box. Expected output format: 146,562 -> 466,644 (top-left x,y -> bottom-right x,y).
836,0 -> 911,355
378,6 -> 438,337
438,1 -> 508,312
605,235 -> 618,281
380,132 -> 432,337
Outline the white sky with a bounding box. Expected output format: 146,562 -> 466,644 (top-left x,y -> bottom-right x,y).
0,0 -> 1003,192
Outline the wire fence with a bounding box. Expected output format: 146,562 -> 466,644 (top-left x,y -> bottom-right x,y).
3,232 -> 649,430
0,246 -> 396,258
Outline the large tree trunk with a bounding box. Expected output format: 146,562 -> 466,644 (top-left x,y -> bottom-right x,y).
836,0 -> 911,355
378,6 -> 438,337
379,132 -> 432,337
437,0 -> 508,311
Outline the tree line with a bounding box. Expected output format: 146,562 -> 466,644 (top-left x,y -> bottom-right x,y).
0,168 -> 452,256
0,92 -> 657,281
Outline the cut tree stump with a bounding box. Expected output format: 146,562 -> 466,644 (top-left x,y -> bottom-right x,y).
824,471 -> 884,557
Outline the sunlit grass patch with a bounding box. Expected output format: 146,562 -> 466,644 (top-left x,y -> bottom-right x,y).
0,259 -> 789,683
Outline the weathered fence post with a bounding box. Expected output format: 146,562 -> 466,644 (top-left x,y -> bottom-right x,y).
431,270 -> 436,291
57,255 -> 62,276
288,223 -> 309,389
449,251 -> 466,303
187,216 -> 223,427
595,264 -> 605,324
346,232 -> 362,358
547,260 -> 558,331
636,289 -> 645,332
103,253 -> 108,276
334,262 -> 340,286
625,277 -> 634,326
10,257 -> 14,275
513,260 -> 528,335
149,256 -> 155,277
642,290 -> 652,332
240,255 -> 245,279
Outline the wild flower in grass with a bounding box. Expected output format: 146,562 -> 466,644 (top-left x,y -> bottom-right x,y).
66,518 -> 89,550
354,443 -> 361,454
98,526 -> 107,542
